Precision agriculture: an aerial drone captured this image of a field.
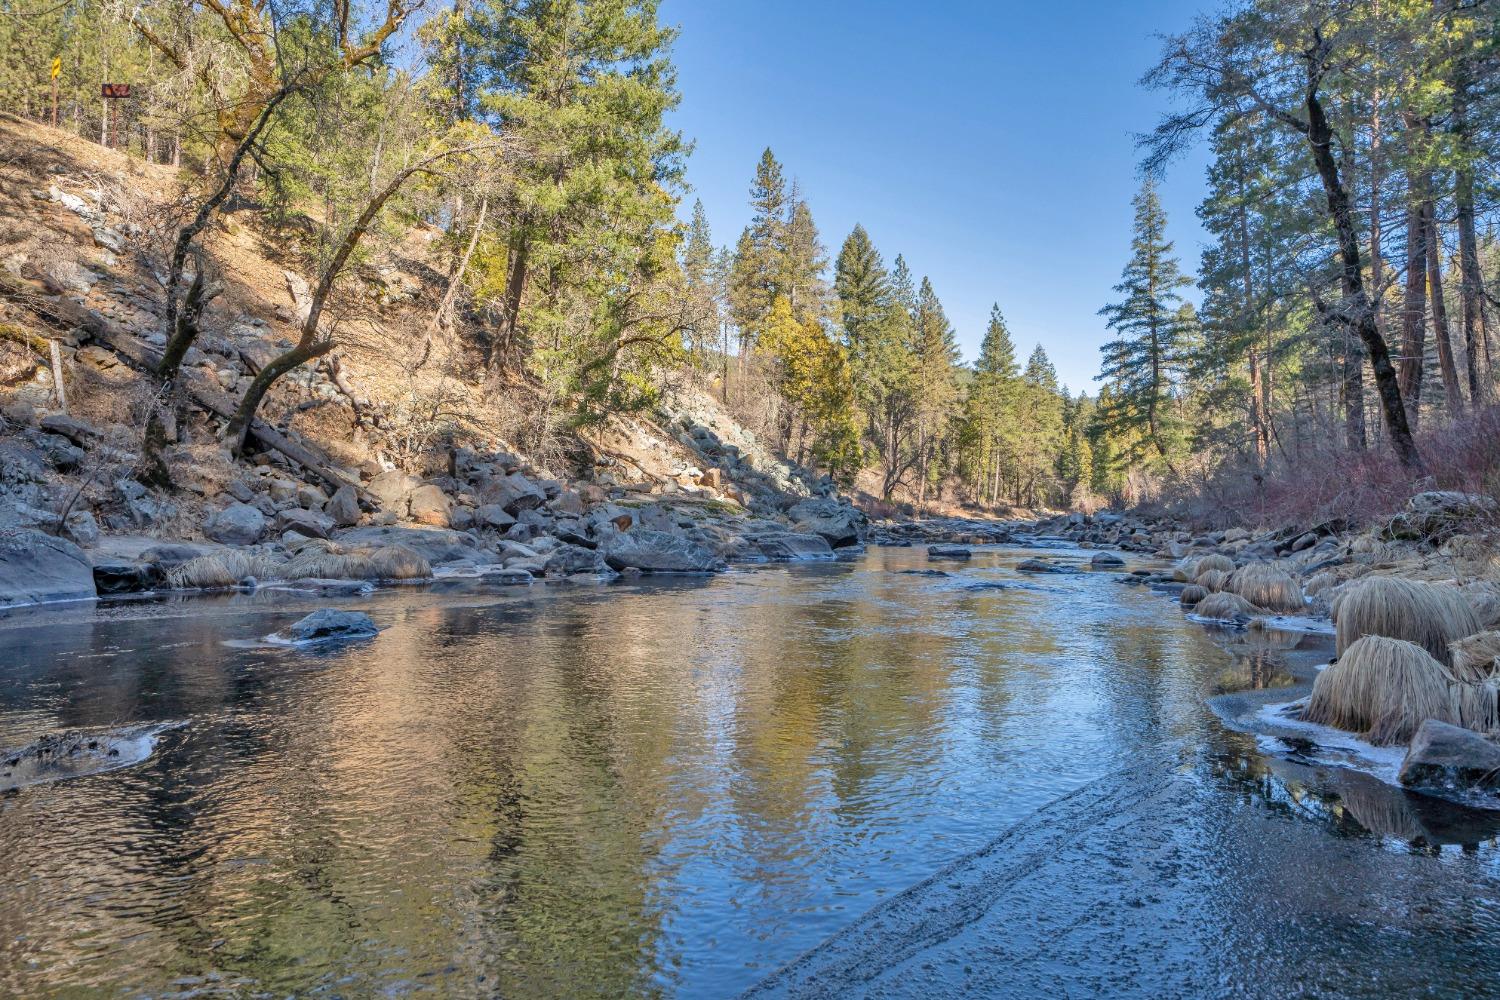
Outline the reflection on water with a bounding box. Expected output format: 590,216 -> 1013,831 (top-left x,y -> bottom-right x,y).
0,546 -> 1497,998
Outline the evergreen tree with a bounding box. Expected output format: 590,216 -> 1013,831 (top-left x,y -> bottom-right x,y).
1097,178 -> 1192,470
729,148 -> 791,350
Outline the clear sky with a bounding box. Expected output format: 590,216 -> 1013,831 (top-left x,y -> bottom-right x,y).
661,0 -> 1213,394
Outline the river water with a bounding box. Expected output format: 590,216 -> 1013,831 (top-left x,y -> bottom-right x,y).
3,544 -> 1500,998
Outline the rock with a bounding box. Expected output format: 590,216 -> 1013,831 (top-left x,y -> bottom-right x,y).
1389,491 -> 1499,542
37,433 -> 84,471
62,510 -> 98,547
603,529 -> 724,574
1017,558 -> 1081,574
474,503 -> 517,530
283,269 -> 313,323
336,525 -> 488,566
92,226 -> 125,254
0,529 -> 96,607
490,472 -> 548,514
787,498 -> 867,547
368,470 -> 421,515
115,478 -> 147,502
43,258 -> 98,294
39,412 -> 96,446
927,544 -> 972,560
226,479 -> 256,503
271,609 -> 379,645
276,507 -> 334,540
1291,532 -> 1318,552
701,468 -> 723,489
549,490 -> 586,517
325,485 -> 361,527
1399,719 -> 1500,794
204,502 -> 267,545
751,532 -> 835,562
296,484 -> 329,509
1090,551 -> 1125,567
544,544 -> 617,579
91,559 -> 162,595
138,543 -> 207,568
407,484 -> 452,527
479,567 -> 536,585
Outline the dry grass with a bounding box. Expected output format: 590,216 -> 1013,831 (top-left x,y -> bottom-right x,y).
1180,584 -> 1208,606
1193,591 -> 1260,621
1196,569 -> 1232,593
1332,576 -> 1483,665
1457,580 -> 1500,629
1304,636 -> 1498,746
167,550 -> 287,589
1228,563 -> 1306,614
282,543 -> 431,581
1451,631 -> 1500,684
1197,553 -> 1236,575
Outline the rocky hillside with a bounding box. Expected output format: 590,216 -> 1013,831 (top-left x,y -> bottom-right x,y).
0,115 -> 866,606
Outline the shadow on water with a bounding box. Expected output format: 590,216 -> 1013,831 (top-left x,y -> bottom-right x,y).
2,545 -> 1500,998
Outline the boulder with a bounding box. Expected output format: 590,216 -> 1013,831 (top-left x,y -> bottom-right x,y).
490,472 -> 548,514
38,434 -> 84,471
204,502 -> 267,545
0,529 -> 96,607
1390,491 -> 1499,542
62,510 -> 98,548
336,525 -> 488,566
544,544 -> 617,579
927,544 -> 972,560
1090,551 -> 1125,567
1017,558 -> 1081,574
603,529 -> 724,574
407,484 -> 452,528
325,485 -> 361,528
368,470 -> 421,515
271,609 -> 379,645
276,507 -> 334,540
751,532 -> 835,562
91,559 -> 162,595
787,498 -> 867,547
1399,719 -> 1500,794
475,503 -> 517,530
38,412 -> 96,446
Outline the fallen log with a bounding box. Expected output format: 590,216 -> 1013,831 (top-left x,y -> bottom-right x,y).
0,272 -> 367,499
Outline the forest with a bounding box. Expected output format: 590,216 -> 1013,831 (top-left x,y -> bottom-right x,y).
1,0 -> 1498,522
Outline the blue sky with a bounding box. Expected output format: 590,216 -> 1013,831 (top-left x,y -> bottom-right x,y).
661,0 -> 1212,394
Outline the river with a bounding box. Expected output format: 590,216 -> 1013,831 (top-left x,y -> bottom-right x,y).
3,543 -> 1500,997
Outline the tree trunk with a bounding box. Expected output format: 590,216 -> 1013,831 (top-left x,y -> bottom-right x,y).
1400,193 -> 1427,427
1425,203 -> 1462,413
495,233 -> 529,367
1453,65 -> 1488,402
1304,80 -> 1420,469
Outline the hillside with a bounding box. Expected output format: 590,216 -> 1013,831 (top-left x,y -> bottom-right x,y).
0,115 -> 866,603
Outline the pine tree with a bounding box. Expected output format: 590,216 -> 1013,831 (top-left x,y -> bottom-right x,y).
1097,178 -> 1192,470
729,148 -> 791,350
912,276 -> 961,500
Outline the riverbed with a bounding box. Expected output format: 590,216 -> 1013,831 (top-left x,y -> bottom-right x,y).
3,544 -> 1500,997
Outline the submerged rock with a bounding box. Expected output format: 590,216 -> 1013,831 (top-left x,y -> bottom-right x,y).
1017,558 -> 1080,574
1399,719 -> 1500,795
927,545 -> 972,560
271,609 -> 379,645
1090,551 -> 1125,567
1,723 -> 176,792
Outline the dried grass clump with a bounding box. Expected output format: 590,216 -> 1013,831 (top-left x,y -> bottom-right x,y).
1228,563 -> 1306,614
167,550 -> 287,590
1196,553 -> 1236,576
1180,584 -> 1208,606
1193,591 -> 1260,621
283,544 -> 431,581
1196,568 -> 1232,593
1450,631 -> 1500,684
1304,636 -> 1479,746
1332,576 -> 1482,665
1304,570 -> 1339,598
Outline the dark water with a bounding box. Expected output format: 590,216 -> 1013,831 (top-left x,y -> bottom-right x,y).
3,545 -> 1500,998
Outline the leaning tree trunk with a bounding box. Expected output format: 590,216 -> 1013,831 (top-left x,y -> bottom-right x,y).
1305,81 -> 1421,470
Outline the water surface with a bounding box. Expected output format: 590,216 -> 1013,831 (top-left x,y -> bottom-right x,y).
2,545 -> 1499,997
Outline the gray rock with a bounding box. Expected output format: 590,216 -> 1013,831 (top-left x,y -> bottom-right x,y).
38,433 -> 84,471
475,503 -> 517,530
325,485 -> 361,527
272,609 -> 379,645
91,559 -> 161,595
336,525 -> 487,566
603,529 -> 724,574
928,544 -> 972,560
138,543 -> 207,568
0,529 -> 96,607
1090,551 -> 1125,567
62,510 -> 98,547
1399,719 -> 1500,793
204,502 -> 267,545
276,507 -> 334,540
751,532 -> 835,562
490,472 -> 547,514
545,544 -> 616,579
787,498 -> 867,547
115,478 -> 147,502
39,412 -> 96,446
1017,558 -> 1081,574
